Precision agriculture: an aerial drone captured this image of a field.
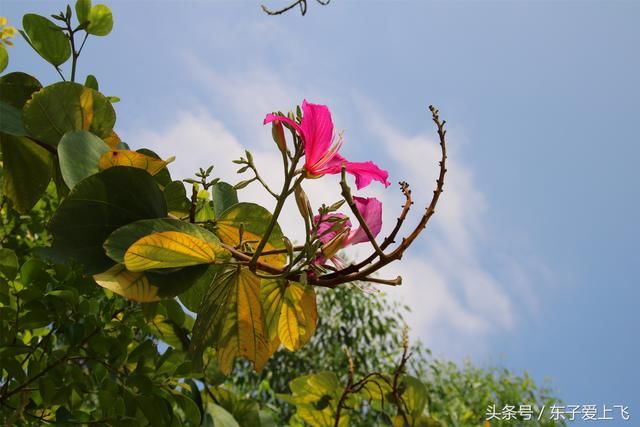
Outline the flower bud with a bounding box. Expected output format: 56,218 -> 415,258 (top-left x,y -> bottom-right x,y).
320,229 -> 349,259
271,122 -> 287,154
294,185 -> 312,221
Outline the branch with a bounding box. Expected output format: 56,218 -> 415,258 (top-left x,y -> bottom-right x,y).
262,0 -> 307,16
307,105 -> 447,288
339,167 -> 385,258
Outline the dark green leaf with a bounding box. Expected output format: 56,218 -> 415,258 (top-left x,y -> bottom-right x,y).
48,167 -> 167,274
0,101 -> 26,136
0,133 -> 53,213
84,74 -> 99,90
0,72 -> 42,108
0,248 -> 18,280
212,182 -> 238,218
164,180 -> 190,214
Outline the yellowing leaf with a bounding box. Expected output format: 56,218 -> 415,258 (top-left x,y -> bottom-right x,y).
124,231 -> 219,272
93,264 -> 160,302
215,203 -> 287,268
98,150 -> 175,176
190,267 -> 274,375
102,130 -> 121,149
79,87 -> 94,129
262,280 -> 317,352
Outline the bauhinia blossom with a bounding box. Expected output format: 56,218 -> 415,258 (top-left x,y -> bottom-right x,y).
314,196 -> 383,264
264,100 -> 390,189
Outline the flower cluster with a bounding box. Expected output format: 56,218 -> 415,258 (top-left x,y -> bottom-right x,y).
264,100 -> 387,266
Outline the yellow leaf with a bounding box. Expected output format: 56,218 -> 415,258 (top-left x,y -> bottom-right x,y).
98,149 -> 175,175
102,130 -> 121,149
93,264 -> 160,302
79,87 -> 94,130
262,280 -> 318,352
191,267 -> 274,375
124,231 -> 219,272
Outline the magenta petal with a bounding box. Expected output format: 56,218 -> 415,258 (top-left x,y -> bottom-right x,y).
301,100 -> 335,165
345,160 -> 391,189
346,196 -> 383,245
313,212 -> 351,244
264,113 -> 303,136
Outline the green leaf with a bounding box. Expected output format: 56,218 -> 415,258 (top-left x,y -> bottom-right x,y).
0,248 -> 19,280
215,203 -> 286,268
164,181 -> 190,215
23,82 -> 116,146
22,14 -> 71,66
173,392 -> 202,426
84,74 -> 99,90
104,218 -> 222,264
400,376 -> 428,421
208,403 -> 240,427
0,133 -> 53,213
85,4 -> 113,36
57,130 -> 110,189
124,231 -> 221,272
190,267 -> 272,374
93,264 -> 161,302
0,72 -> 42,109
178,264 -> 220,313
0,101 -> 26,136
0,44 -> 7,73
211,182 -> 238,218
137,148 -> 172,186
75,0 -> 92,26
48,167 -> 167,274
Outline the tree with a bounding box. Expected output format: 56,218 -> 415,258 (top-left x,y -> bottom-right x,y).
0,2 -> 564,426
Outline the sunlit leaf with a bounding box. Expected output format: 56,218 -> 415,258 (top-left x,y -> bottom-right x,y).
93,264 -> 160,302
261,280 -> 317,351
190,267 -> 272,374
21,14 -> 70,66
215,203 -> 287,267
104,217 -> 225,264
400,375 -> 428,421
0,44 -> 7,73
23,82 -> 116,146
102,130 -> 121,149
98,149 -> 175,176
124,231 -> 220,272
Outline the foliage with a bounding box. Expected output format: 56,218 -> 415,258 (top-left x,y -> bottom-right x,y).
0,1 -> 564,426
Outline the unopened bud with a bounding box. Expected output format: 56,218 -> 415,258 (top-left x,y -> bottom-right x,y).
321,229 -> 349,259
271,122 -> 287,154
294,185 -> 312,221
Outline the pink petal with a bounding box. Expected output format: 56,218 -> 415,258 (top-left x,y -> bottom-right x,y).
264,113 -> 303,136
345,160 -> 390,189
313,212 -> 352,244
346,196 -> 383,245
301,100 -> 335,166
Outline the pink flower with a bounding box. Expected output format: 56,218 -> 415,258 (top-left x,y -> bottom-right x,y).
264,100 -> 390,189
314,196 -> 383,264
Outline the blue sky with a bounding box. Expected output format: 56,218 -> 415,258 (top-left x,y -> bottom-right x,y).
4,0 -> 639,421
